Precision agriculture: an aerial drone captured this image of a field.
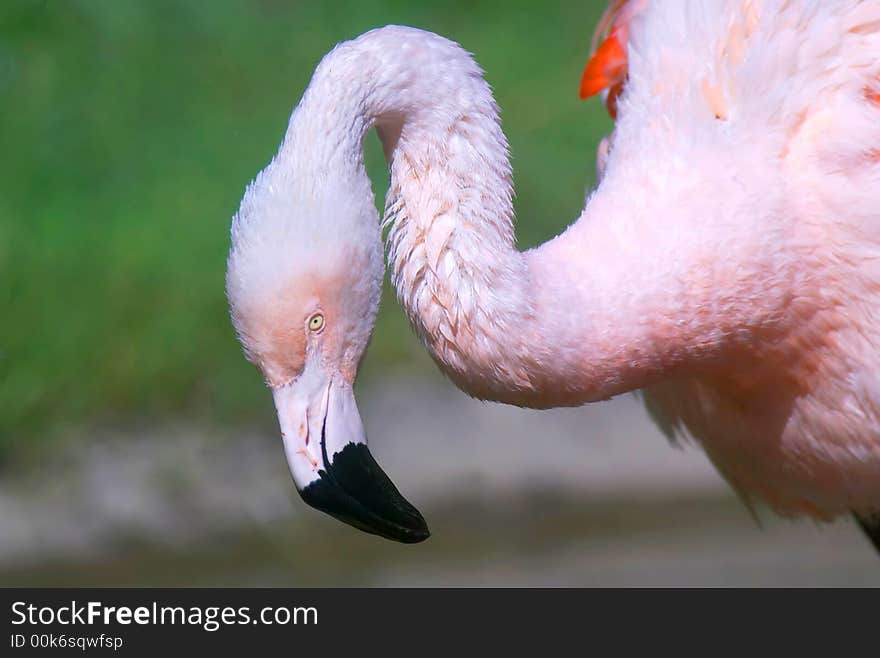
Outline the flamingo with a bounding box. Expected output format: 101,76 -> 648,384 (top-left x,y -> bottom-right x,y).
225,1 -> 880,547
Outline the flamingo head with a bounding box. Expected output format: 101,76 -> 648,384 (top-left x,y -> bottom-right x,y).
225,159 -> 429,544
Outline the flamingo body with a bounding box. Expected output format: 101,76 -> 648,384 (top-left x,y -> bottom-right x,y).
226,1 -> 880,541
580,0 -> 880,519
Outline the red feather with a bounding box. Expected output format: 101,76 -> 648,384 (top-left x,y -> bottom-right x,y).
579,29 -> 627,101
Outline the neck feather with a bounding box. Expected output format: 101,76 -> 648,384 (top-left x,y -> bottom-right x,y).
284,26 -> 783,407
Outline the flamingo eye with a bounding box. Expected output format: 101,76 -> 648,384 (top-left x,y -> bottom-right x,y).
308,313 -> 325,332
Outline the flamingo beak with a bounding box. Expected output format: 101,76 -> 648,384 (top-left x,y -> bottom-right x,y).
272,364 -> 430,544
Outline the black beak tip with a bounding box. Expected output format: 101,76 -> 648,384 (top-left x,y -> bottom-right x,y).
299,443 -> 431,544
394,513 -> 431,544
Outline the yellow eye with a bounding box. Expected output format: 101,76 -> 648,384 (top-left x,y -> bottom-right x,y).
308,313 -> 325,332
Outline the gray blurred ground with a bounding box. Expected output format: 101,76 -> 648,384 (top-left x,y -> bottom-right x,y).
1,377 -> 877,586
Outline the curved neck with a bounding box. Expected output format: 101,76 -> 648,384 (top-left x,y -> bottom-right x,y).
283,26 -> 782,407
284,27 -> 545,403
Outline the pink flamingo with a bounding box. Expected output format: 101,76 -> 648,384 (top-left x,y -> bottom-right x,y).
226,1 -> 880,547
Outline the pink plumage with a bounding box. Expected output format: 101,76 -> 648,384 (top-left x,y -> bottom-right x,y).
227,2 -> 880,546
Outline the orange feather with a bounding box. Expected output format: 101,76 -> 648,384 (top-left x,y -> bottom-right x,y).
579,0 -> 648,115
579,29 -> 627,101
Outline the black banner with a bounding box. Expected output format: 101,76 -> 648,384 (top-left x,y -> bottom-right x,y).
0,588 -> 870,654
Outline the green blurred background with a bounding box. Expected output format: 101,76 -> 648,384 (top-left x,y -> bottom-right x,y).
2,1 -> 877,586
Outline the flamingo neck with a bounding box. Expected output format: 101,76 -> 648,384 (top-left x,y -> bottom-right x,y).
285,26 -> 776,407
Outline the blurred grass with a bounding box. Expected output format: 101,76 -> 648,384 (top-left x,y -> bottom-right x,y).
0,0 -> 611,453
